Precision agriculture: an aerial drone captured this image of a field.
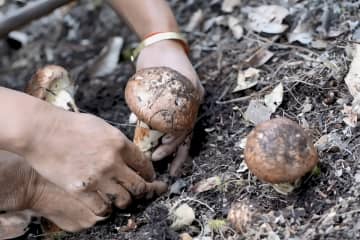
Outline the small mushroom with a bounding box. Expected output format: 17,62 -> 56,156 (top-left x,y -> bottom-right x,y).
125,67 -> 201,154
244,118 -> 318,194
25,65 -> 78,112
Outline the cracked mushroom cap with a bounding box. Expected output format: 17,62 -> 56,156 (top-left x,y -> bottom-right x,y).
25,65 -> 74,100
244,118 -> 318,184
125,67 -> 201,133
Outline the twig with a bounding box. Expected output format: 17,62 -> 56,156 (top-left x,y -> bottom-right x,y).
170,197 -> 215,213
216,84 -> 273,105
0,0 -> 76,38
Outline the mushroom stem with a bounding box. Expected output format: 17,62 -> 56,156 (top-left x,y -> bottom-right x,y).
133,120 -> 164,155
46,87 -> 79,112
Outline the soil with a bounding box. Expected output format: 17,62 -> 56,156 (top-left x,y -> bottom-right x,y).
1,0 -> 360,239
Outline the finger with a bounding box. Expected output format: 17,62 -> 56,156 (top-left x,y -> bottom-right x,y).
121,139 -> 155,181
0,211 -> 32,239
152,132 -> 189,161
32,184 -> 106,232
98,179 -> 132,209
114,166 -> 167,199
72,191 -> 111,217
169,138 -> 191,177
144,181 -> 168,199
161,133 -> 177,144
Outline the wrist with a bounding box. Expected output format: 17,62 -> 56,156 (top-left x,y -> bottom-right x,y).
136,39 -> 188,69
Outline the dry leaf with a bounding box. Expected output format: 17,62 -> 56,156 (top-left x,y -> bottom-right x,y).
228,16 -> 244,40
244,100 -> 272,125
287,11 -> 313,44
90,36 -> 123,77
191,176 -> 221,193
170,204 -> 195,230
344,44 -> 360,114
244,5 -> 289,34
185,9 -> 204,32
233,68 -> 260,92
246,48 -> 274,67
221,0 -> 241,13
264,83 -> 284,113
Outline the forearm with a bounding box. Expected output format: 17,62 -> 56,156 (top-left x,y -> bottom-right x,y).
107,0 -> 179,39
0,87 -> 50,154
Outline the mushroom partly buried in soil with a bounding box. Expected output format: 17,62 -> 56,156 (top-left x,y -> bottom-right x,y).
125,67 -> 201,156
244,118 -> 319,195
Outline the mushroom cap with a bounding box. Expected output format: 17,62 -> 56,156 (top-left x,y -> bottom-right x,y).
25,65 -> 74,99
125,67 -> 201,133
244,118 -> 318,184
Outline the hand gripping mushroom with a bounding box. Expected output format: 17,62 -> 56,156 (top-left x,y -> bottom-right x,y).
0,65 -> 80,239
125,67 -> 201,156
244,118 -> 319,195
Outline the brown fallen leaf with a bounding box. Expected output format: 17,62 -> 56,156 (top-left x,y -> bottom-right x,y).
245,48 -> 274,67
264,83 -> 283,113
233,68 -> 260,93
191,176 -> 221,193
244,100 -> 272,125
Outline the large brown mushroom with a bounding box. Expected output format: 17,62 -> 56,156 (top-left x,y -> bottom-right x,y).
244,117 -> 318,194
25,65 -> 78,112
125,67 -> 201,154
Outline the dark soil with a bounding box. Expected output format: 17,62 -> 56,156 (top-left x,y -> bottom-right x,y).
1,0 -> 360,239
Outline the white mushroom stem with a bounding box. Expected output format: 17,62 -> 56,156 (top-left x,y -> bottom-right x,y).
46,87 -> 79,112
133,120 -> 164,154
43,72 -> 78,112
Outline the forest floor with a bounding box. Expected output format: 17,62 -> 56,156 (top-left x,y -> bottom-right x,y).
1,0 -> 360,239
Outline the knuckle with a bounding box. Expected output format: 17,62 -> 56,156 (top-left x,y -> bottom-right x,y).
116,194 -> 132,209
131,181 -> 147,198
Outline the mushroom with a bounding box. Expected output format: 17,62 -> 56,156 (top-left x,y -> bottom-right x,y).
25,65 -> 78,112
244,118 -> 318,195
125,67 -> 201,154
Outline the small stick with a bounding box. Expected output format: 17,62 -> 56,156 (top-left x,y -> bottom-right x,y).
0,0 -> 76,38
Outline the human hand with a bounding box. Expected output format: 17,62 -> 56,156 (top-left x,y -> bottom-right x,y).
20,105 -> 167,214
0,150 -> 104,234
136,39 -> 204,176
